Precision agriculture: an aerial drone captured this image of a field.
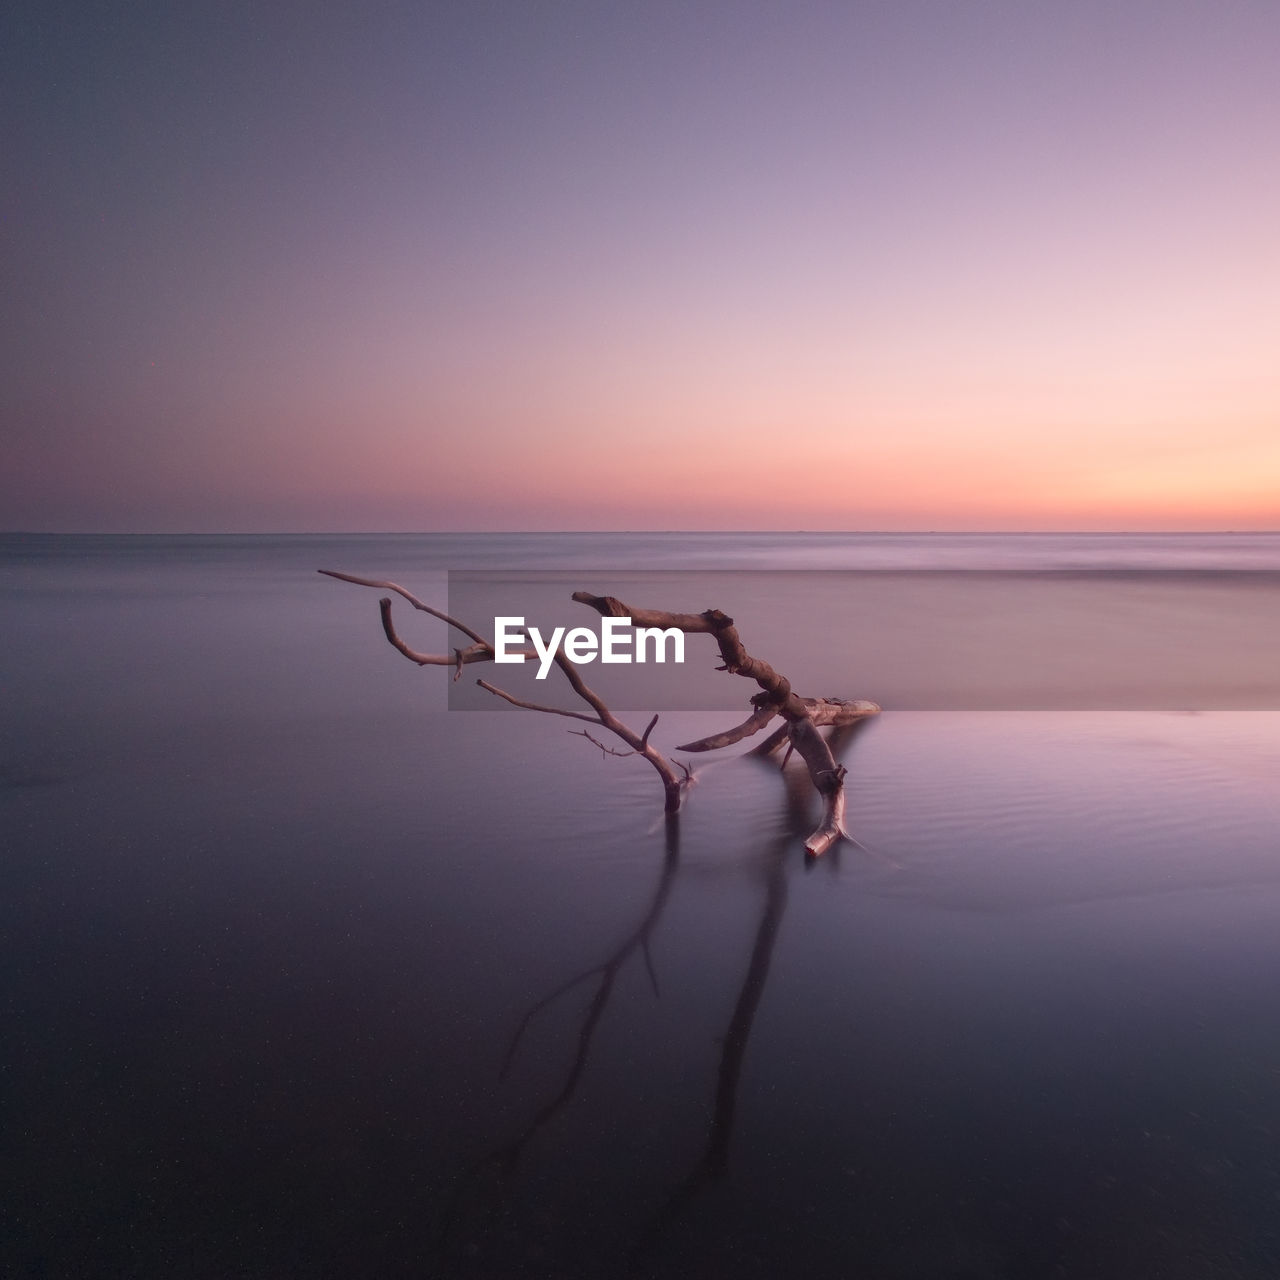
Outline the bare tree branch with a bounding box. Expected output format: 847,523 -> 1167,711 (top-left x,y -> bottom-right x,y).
475,679 -> 601,724
320,569 -> 489,645
325,571 -> 691,814
322,571 -> 536,671
806,696 -> 881,727
325,573 -> 876,839
571,590 -> 879,853
377,596 -> 519,670
745,700 -> 877,758
548,650 -> 687,813
571,727 -> 637,757
677,704 -> 778,752
453,642 -> 490,681
747,723 -> 791,757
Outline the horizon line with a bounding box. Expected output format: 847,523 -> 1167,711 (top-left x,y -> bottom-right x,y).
3,528 -> 1279,538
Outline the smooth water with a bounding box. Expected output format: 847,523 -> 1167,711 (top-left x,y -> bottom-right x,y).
3,533 -> 1279,1277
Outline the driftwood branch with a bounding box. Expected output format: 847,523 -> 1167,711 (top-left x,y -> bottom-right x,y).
376,596 -> 510,669
676,696 -> 877,754
571,727 -> 637,757
322,570 -> 691,814
324,570 -> 878,845
571,718 -> 663,761
474,680 -> 600,724
453,642 -> 491,681
748,722 -> 791,757
320,569 -> 489,645
571,591 -> 879,855
677,704 -> 778,752
322,571 -> 536,670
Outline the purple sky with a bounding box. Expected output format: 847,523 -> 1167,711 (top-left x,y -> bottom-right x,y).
4,1 -> 1278,531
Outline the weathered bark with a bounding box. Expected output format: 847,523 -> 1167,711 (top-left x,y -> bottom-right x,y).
676,702 -> 778,752
679,695 -> 878,753
571,591 -> 879,854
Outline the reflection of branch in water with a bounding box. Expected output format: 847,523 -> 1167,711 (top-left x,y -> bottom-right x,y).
637,776 -> 800,1249
496,825 -> 679,1149
441,719 -> 877,1263
439,817 -> 681,1251
642,718 -> 878,1250
701,826 -> 791,1180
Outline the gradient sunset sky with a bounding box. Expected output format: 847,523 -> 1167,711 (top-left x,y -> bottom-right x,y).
4,1 -> 1277,532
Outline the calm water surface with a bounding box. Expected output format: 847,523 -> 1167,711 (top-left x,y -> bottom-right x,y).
3,533 -> 1279,1277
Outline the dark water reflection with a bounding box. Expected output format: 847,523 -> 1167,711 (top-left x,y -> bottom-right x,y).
6,710 -> 1280,1278
5,535 -> 1280,1278
435,727 -> 881,1278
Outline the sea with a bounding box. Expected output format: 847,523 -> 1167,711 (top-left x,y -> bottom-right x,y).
3,532 -> 1279,1278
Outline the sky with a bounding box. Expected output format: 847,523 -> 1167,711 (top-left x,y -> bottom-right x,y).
3,0 -> 1278,532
